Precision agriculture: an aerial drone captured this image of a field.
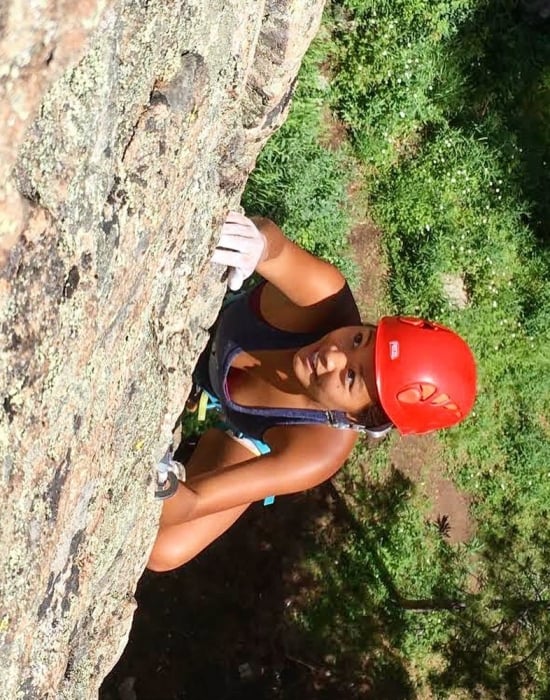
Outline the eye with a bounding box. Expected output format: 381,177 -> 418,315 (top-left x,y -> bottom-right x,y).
346,368 -> 356,387
352,332 -> 363,348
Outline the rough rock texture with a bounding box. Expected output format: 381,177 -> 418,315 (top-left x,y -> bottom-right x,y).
0,1 -> 325,697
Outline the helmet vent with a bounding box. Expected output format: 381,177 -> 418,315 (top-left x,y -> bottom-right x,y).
397,384 -> 461,417
400,317 -> 438,330
397,383 -> 436,404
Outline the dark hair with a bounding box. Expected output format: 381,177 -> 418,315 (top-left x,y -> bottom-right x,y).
361,403 -> 390,428
350,402 -> 393,439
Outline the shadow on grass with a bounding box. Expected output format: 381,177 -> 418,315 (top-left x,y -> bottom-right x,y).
427,523 -> 550,699
100,475 -> 418,700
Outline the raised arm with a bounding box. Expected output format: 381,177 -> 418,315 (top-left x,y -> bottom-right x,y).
213,212 -> 346,308
253,216 -> 346,306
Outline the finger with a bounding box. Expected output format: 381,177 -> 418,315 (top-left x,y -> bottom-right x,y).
217,232 -> 256,253
228,267 -> 245,291
225,211 -> 251,225
220,222 -> 257,241
211,248 -> 247,268
223,213 -> 259,237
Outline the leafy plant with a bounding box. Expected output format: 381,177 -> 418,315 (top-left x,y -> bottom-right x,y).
243,38 -> 357,281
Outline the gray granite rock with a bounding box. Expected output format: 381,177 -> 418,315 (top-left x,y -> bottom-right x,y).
0,1 -> 325,697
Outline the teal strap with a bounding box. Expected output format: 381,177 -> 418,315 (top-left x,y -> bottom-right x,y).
237,433 -> 275,507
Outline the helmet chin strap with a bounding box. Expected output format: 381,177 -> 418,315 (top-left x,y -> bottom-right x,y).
362,422 -> 393,439
325,410 -> 393,439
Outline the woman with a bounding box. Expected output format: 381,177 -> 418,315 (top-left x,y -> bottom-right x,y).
147,212 -> 476,571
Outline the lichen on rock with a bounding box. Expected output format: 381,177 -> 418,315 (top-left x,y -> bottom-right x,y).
0,1 -> 325,697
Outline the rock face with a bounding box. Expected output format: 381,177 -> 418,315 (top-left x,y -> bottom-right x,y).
0,1 -> 325,697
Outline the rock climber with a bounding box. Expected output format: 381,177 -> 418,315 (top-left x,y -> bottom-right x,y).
147,212 -> 476,571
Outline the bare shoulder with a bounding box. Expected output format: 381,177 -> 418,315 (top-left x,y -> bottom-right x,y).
249,216 -> 361,332
253,217 -> 347,309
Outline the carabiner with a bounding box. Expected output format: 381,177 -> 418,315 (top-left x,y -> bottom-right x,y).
155,470 -> 179,500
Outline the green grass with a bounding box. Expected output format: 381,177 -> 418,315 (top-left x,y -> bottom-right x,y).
243,1 -> 550,696
243,38 -> 357,281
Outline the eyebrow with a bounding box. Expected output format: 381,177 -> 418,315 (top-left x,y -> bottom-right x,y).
359,329 -> 375,394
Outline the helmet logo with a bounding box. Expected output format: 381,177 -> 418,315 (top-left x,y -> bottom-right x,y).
389,340 -> 400,360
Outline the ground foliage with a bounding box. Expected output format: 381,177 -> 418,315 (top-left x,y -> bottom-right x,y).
245,1 -> 550,697
243,40 -> 357,281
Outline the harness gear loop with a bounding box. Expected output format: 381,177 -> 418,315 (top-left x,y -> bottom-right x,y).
155,470 -> 179,500
196,387 -> 275,507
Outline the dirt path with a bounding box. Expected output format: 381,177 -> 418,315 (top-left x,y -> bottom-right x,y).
348,214 -> 473,545
389,434 -> 473,544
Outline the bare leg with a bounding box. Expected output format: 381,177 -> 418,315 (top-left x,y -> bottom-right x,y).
147,428 -> 256,572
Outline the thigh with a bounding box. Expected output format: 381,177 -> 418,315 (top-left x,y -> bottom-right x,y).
149,428 -> 258,571
185,427 -> 259,478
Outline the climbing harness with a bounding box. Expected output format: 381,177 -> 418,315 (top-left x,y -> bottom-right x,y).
154,446 -> 185,500
154,387 -> 275,506
195,386 -> 276,507
157,284 -> 309,505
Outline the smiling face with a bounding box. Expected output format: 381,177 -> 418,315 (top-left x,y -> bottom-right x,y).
293,325 -> 378,417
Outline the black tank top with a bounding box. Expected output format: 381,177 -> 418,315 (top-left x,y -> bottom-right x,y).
198,281 -> 361,440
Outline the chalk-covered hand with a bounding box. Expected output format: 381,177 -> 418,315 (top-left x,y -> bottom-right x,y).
212,211 -> 267,291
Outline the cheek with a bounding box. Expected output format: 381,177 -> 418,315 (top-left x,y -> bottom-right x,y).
320,379 -> 347,405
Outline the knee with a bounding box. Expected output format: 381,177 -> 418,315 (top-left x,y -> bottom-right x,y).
146,550 -> 174,572
146,535 -> 195,573
146,556 -> 181,573
146,550 -> 194,573
147,526 -> 200,573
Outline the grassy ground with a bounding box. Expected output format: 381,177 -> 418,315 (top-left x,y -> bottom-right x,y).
244,2 -> 550,697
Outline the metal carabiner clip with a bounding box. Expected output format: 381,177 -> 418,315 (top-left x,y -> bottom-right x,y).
154,446 -> 183,500
155,469 -> 179,500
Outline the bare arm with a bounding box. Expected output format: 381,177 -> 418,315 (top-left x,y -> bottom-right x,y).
252,216 -> 347,307
159,425 -> 357,527
213,212 -> 357,330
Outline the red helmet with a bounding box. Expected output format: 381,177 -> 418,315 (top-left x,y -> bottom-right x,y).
374,316 -> 477,435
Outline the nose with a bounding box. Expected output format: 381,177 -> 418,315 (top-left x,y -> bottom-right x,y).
318,345 -> 347,374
